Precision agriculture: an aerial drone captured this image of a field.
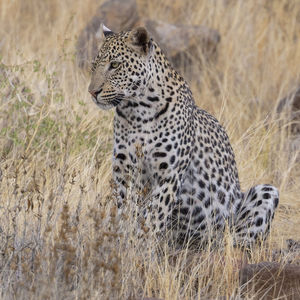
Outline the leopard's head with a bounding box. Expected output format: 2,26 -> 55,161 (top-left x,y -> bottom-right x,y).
88,25 -> 152,110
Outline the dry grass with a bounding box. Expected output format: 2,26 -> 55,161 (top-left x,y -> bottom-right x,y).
0,0 -> 300,299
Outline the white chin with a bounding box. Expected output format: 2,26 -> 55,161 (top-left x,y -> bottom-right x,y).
91,97 -> 114,110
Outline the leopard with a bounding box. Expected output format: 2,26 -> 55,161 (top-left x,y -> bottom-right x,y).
88,25 -> 279,249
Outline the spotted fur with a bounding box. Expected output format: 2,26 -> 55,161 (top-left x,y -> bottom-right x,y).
88,26 -> 279,248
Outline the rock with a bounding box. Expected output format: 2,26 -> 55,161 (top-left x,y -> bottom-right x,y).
76,0 -> 140,69
274,86 -> 300,160
239,262 -> 300,299
143,19 -> 220,69
276,86 -> 300,136
76,1 -> 221,82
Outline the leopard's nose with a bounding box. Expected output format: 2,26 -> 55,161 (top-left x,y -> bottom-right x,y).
89,90 -> 97,98
89,88 -> 102,98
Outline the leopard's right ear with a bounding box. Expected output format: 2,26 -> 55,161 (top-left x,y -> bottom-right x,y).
95,24 -> 115,43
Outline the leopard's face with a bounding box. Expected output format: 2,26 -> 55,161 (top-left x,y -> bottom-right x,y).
88,27 -> 152,110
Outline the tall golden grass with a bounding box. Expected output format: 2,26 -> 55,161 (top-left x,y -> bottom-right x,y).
0,0 -> 299,299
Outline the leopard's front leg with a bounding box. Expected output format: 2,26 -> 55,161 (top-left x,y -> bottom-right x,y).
149,173 -> 181,233
112,158 -> 128,210
145,149 -> 192,240
112,144 -> 150,215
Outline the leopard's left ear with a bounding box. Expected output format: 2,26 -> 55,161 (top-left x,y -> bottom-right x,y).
128,27 -> 151,55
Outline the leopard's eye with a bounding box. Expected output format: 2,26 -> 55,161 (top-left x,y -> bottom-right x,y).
110,61 -> 120,69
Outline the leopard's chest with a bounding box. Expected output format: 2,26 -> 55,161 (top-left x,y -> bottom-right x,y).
112,99 -> 193,187
113,123 -> 161,179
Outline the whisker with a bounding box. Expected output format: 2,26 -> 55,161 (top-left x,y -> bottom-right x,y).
116,93 -> 125,99
111,98 -> 121,106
